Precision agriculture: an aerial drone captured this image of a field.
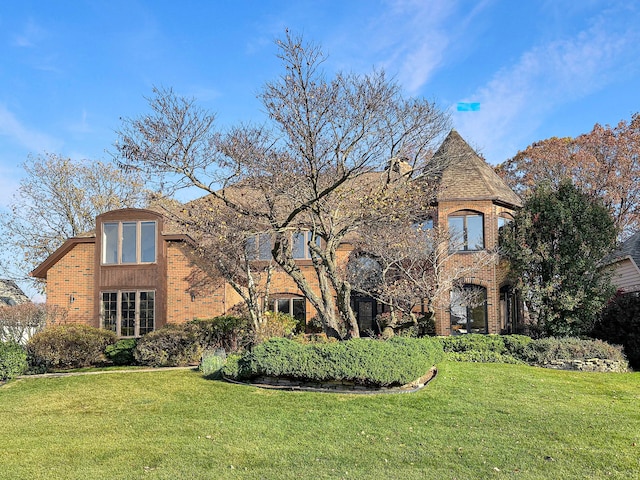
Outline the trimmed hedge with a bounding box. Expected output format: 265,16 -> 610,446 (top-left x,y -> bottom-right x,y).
0,341 -> 28,380
439,334 -> 627,369
26,324 -> 117,371
439,334 -> 532,363
134,324 -> 202,367
223,337 -> 443,387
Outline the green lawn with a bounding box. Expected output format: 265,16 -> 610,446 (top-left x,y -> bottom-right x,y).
1,363 -> 638,479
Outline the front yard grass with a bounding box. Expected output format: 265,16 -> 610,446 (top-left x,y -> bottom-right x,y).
1,362 -> 638,479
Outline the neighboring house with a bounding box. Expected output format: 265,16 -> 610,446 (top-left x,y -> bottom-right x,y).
0,279 -> 30,307
31,130 -> 523,337
603,231 -> 640,294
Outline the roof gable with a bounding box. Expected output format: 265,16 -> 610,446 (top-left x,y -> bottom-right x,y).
432,130 -> 522,208
605,231 -> 640,267
0,279 -> 30,306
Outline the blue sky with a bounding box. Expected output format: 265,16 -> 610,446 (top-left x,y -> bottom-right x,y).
1,0 -> 639,212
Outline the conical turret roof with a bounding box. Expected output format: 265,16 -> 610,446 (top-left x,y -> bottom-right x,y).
432,130 -> 522,208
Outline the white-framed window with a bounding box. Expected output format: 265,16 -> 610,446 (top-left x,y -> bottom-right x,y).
271,297 -> 306,324
292,230 -> 321,260
101,290 -> 155,337
448,211 -> 484,251
245,233 -> 272,261
102,221 -> 156,264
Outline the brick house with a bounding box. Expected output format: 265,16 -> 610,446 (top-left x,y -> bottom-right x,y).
31,130 -> 522,337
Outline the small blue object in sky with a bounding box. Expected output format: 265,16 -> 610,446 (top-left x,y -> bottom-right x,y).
457,102 -> 480,111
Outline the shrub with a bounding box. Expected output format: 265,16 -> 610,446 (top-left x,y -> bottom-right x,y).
592,293 -> 640,370
105,338 -> 137,366
26,324 -> 117,371
223,337 -> 443,387
502,335 -> 533,358
292,333 -> 337,344
521,337 -> 628,366
134,324 -> 202,367
0,341 -> 28,380
190,316 -> 251,353
439,334 -> 507,355
253,312 -> 298,344
200,348 -> 227,378
446,350 -> 524,364
418,314 -> 437,336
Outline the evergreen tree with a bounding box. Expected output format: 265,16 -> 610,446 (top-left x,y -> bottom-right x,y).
501,180 -> 617,337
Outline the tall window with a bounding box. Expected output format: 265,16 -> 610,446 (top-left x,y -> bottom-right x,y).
497,213 -> 513,246
450,285 -> 487,334
448,211 -> 484,251
102,221 -> 156,264
101,291 -> 155,337
245,233 -> 272,261
292,231 -> 321,259
271,297 -> 306,324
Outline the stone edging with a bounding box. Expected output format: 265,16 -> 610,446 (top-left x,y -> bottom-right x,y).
223,366 -> 438,394
536,358 -> 628,373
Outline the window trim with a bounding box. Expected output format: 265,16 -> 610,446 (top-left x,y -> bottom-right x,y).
101,220 -> 157,265
292,230 -> 321,260
448,210 -> 485,252
450,284 -> 488,335
100,290 -> 156,337
270,296 -> 306,325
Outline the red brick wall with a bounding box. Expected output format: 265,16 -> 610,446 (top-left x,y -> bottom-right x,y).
433,200 -> 515,335
46,243 -> 95,325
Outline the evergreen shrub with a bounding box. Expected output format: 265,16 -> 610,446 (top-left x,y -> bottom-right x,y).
223,337 -> 443,387
200,349 -> 227,378
105,338 -> 137,366
0,341 -> 28,380
26,324 -> 117,371
134,324 -> 202,367
521,337 -> 627,366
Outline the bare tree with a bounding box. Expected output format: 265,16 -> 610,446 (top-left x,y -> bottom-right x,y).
115,31 -> 450,338
350,212 -> 500,333
157,195 -> 274,330
0,154 -> 146,285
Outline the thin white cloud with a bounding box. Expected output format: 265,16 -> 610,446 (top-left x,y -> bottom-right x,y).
366,0 -> 493,94
453,5 -> 640,163
12,19 -> 46,48
0,105 -> 62,153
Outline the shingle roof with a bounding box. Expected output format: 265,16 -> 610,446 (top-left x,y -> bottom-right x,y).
0,279 -> 30,306
604,231 -> 640,267
432,130 -> 522,207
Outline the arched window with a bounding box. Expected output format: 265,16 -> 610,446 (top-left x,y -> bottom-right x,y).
450,284 -> 487,334
448,210 -> 484,251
